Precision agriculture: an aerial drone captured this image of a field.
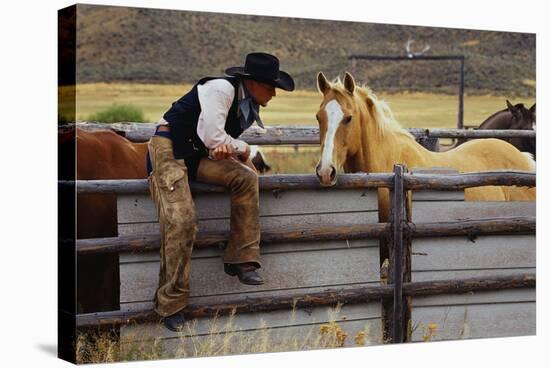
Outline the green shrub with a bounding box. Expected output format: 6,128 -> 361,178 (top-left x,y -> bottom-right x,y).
88,104 -> 145,123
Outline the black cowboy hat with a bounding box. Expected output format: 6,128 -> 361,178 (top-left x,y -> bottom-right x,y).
225,52 -> 295,91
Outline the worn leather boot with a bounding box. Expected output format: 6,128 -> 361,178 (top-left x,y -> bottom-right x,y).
224,263 -> 264,285
162,311 -> 186,332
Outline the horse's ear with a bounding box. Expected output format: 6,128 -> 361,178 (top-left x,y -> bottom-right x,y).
530,103 -> 536,113
506,99 -> 520,118
317,72 -> 330,95
343,72 -> 355,95
365,96 -> 374,110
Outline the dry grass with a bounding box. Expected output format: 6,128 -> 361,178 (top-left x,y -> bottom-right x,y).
75,304 -> 375,364
63,83 -> 535,127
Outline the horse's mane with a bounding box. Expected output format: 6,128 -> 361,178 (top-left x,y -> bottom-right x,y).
330,77 -> 413,139
479,108 -> 510,127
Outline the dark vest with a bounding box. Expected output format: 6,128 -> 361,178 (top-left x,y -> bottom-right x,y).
163,76 -> 243,179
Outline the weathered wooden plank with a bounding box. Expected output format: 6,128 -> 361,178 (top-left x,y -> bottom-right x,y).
410,217 -> 535,237
74,122 -> 536,143
117,211 -> 382,235
66,170 -> 536,195
118,289 -> 537,350
119,238 -> 380,264
412,267 -> 535,283
412,288 -> 535,307
77,274 -> 534,328
404,171 -> 536,190
120,301 -> 382,340
120,212 -> 381,234
412,190 -> 464,201
411,168 -> 459,175
75,217 -> 534,254
78,284 -> 391,328
120,315 -> 383,358
408,128 -> 536,139
120,319 -> 381,358
411,301 -> 535,341
412,235 -> 535,271
411,168 -> 464,201
117,189 -> 378,224
404,274 -> 534,297
76,123 -> 323,144
67,174 -> 394,195
412,201 -> 535,222
119,246 -> 381,304
76,221 -> 387,254
119,281 -> 382,312
149,319 -> 382,357
118,266 -> 535,310
121,303 -> 380,342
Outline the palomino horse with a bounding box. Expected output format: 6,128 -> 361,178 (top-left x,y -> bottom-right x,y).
314,72 -> 536,223
452,100 -> 536,159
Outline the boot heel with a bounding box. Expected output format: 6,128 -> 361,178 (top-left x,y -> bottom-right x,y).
224,263 -> 237,276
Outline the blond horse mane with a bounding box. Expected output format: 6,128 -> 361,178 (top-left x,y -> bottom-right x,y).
329,77 -> 414,140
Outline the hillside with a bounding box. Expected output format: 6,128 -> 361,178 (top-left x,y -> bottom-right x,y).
73,4 -> 536,96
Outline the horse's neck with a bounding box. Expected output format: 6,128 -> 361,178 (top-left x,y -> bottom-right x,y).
479,110 -> 510,129
358,118 -> 427,173
135,142 -> 149,155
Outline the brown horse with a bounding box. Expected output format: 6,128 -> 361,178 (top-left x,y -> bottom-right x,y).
438,100 -> 536,157
455,100 -> 536,158
59,128 -> 149,313
314,72 -> 536,222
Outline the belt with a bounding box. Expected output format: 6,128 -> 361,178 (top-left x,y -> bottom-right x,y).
157,125 -> 171,133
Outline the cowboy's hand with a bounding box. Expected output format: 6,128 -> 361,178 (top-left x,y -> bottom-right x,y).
237,144 -> 251,162
209,143 -> 236,160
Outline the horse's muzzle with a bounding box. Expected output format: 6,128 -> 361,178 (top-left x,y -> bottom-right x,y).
315,164 -> 337,186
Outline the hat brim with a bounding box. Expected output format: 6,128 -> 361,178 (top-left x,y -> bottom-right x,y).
225,66 -> 295,91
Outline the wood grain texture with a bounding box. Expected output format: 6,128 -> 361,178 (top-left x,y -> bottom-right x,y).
412,201 -> 535,222
119,246 -> 381,303
117,188 -> 378,223
74,122 -> 536,144
412,235 -> 535,272
411,301 -> 535,341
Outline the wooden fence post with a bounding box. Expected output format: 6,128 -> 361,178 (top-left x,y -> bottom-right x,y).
390,164 -> 411,343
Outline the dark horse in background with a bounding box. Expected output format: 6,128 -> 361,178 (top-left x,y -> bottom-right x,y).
459,100 -> 536,158
427,101 -> 536,159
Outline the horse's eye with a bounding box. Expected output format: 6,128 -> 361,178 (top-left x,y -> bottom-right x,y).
343,115 -> 352,124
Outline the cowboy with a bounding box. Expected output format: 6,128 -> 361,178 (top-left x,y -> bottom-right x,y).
146,52 -> 295,331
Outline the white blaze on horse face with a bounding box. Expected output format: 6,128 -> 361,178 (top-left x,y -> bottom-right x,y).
320,99 -> 344,170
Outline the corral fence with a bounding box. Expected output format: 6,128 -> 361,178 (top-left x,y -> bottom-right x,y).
60,122 -> 536,348
72,122 -> 536,144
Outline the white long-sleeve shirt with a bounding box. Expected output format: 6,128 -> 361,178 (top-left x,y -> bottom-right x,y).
196,79 -> 249,154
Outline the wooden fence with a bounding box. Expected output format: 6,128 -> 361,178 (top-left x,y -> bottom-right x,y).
61,123 -> 536,352
72,122 -> 536,144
